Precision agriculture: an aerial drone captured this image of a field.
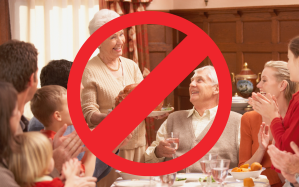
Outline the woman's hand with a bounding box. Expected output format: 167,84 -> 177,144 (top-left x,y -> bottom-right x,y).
258,122 -> 270,151
251,93 -> 280,121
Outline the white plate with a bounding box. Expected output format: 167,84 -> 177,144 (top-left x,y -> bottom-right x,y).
228,167 -> 266,180
176,173 -> 207,182
148,107 -> 174,117
224,181 -> 269,187
115,170 -> 150,180
114,179 -> 151,187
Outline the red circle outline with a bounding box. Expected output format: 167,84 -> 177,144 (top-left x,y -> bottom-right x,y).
68,11 -> 232,176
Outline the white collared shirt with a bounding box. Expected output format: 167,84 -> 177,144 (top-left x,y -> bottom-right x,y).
145,106 -> 240,163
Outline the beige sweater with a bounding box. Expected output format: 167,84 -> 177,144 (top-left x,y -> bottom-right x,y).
81,56 -> 146,149
164,110 -> 241,173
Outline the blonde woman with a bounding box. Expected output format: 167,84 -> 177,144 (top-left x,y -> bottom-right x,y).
9,132 -> 96,187
240,61 -> 298,187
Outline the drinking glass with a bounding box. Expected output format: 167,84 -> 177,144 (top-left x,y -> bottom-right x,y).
164,132 -> 180,159
155,172 -> 177,187
210,159 -> 230,187
200,153 -> 219,185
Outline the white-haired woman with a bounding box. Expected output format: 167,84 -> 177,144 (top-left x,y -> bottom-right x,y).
81,9 -> 148,186
240,61 -> 298,187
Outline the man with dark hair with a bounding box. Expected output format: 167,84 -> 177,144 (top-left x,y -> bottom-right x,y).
0,40 -> 85,179
0,40 -> 38,132
40,59 -> 73,88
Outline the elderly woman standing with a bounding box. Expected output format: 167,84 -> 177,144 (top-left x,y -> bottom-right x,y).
81,9 -> 146,186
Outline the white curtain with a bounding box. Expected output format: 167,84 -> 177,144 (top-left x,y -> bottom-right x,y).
9,0 -> 99,119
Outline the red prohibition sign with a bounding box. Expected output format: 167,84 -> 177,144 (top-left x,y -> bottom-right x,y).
68,11 -> 232,176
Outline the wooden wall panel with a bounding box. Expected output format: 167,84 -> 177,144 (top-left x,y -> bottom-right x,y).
279,52 -> 288,62
243,21 -> 272,43
210,22 -> 236,43
148,24 -> 166,43
147,24 -> 173,131
280,21 -> 299,43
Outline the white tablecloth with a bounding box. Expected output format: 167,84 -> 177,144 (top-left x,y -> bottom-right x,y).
111,175 -> 269,187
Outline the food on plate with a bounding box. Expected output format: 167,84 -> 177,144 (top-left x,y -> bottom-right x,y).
240,164 -> 249,168
199,176 -> 216,182
175,178 -> 187,181
243,178 -> 255,187
231,162 -> 262,172
250,162 -> 262,171
161,104 -> 173,111
115,83 -> 164,110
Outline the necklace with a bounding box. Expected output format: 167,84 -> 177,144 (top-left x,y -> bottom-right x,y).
98,54 -> 120,71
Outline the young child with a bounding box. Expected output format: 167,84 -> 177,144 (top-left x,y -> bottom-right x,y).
30,85 -> 96,176
9,132 -> 95,187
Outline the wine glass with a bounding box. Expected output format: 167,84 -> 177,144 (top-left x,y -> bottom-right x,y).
200,153 -> 219,185
155,172 -> 177,187
164,132 -> 180,159
210,159 -> 230,187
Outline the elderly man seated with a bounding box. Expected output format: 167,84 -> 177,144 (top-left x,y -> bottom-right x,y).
145,65 -> 242,172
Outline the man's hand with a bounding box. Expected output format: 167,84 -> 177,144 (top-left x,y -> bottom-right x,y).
155,140 -> 176,158
268,142 -> 299,174
52,125 -> 85,173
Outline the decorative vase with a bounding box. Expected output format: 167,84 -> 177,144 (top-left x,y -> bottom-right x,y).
231,62 -> 261,98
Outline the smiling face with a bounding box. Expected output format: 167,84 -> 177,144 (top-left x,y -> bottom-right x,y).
287,49 -> 299,82
257,67 -> 283,97
189,69 -> 219,106
100,30 -> 125,59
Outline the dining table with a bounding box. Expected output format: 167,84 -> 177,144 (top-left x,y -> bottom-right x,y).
111,173 -> 269,187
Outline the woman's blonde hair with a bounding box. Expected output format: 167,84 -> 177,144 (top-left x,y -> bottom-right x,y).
8,132 -> 53,187
265,61 -> 299,103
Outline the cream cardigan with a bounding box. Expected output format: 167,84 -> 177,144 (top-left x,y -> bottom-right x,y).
81,56 -> 146,149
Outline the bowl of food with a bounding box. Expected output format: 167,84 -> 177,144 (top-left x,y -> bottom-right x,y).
116,170 -> 151,180
229,163 -> 265,180
173,177 -> 187,186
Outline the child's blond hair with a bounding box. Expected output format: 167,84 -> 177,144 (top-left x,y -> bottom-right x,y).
9,132 -> 53,187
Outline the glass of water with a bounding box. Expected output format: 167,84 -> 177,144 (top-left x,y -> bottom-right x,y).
164,132 -> 180,159
210,159 -> 230,187
155,172 -> 177,187
200,153 -> 219,185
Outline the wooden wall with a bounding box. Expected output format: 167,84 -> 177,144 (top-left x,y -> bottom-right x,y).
148,6 -> 299,118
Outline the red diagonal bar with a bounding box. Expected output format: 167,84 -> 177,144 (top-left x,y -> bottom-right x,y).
91,34 -> 208,152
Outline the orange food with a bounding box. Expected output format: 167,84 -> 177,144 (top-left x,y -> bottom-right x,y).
232,167 -> 239,172
251,162 -> 262,171
243,178 -> 255,187
240,164 -> 249,168
231,162 -> 262,173
241,168 -> 250,172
